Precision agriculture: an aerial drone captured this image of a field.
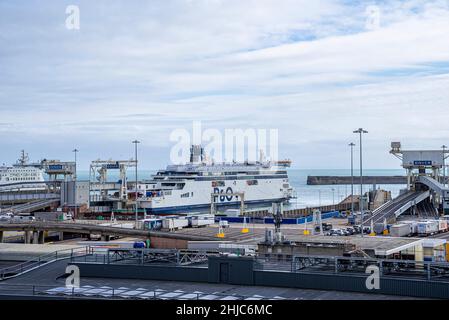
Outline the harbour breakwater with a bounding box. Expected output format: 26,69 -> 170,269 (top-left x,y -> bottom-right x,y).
307,176 -> 407,185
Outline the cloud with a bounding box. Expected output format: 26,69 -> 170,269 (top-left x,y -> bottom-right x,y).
0,0 -> 448,169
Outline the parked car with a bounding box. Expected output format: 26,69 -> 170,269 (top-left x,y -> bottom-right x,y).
0,215 -> 12,221
328,229 -> 345,236
345,227 -> 355,235
219,220 -> 230,228
322,223 -> 333,231
315,222 -> 333,232
353,225 -> 362,234
363,226 -> 371,234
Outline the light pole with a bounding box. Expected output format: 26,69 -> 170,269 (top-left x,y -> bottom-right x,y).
349,142 -> 355,214
318,190 -> 321,207
332,188 -> 335,211
132,140 -> 141,226
442,145 -> 447,187
353,128 -> 368,236
72,148 -> 78,220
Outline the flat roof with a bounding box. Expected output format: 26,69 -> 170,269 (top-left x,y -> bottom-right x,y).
281,235 -> 424,256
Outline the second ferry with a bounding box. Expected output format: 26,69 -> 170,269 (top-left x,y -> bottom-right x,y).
133,145 -> 295,213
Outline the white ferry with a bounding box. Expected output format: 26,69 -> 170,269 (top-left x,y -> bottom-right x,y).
132,146 -> 295,213
0,151 -> 45,190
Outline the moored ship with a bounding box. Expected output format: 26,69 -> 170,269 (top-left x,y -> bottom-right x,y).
0,151 -> 45,190
132,145 -> 294,213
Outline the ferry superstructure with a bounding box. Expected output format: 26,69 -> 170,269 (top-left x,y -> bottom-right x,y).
0,151 -> 45,190
134,146 -> 294,213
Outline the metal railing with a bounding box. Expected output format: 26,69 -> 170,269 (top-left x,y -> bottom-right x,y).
0,246 -> 93,280
255,254 -> 449,282
0,283 -> 273,300
71,248 -> 218,266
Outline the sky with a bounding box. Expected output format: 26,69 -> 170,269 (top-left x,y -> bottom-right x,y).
1,0 -> 449,170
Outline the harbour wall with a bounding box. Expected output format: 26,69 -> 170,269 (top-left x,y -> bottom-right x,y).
307,176 -> 407,185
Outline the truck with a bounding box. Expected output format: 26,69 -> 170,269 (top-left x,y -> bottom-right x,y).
162,217 -> 189,231
190,214 -> 215,228
223,209 -> 240,217
389,223 -> 411,237
140,218 -> 163,231
438,219 -> 448,233
400,220 -> 418,235
417,220 -> 439,236
374,223 -> 386,235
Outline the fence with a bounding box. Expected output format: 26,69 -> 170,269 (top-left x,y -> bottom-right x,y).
0,246 -> 92,280
70,248 -> 219,267
0,283 -> 273,300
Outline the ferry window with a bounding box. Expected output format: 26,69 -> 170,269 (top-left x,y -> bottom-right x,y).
211,181 -> 225,187
247,180 -> 258,186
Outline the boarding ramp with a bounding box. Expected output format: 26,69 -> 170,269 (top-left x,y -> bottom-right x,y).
0,181 -> 56,192
5,198 -> 60,214
416,176 -> 449,212
363,190 -> 430,226
0,192 -> 59,203
416,176 -> 449,197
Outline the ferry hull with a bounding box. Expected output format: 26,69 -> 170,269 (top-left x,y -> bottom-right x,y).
141,198 -> 288,214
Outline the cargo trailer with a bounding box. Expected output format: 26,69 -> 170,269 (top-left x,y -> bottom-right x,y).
390,223 -> 411,237
162,217 -> 189,231
400,220 -> 418,235
417,220 -> 439,236
190,214 -> 215,227
438,219 -> 448,233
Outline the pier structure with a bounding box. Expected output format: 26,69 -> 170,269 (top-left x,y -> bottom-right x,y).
363,142 -> 449,226
88,159 -> 137,213
0,221 -> 215,246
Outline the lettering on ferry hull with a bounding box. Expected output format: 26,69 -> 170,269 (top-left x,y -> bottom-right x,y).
213,187 -> 234,202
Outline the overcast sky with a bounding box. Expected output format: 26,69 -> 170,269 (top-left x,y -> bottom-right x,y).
1,0 -> 449,170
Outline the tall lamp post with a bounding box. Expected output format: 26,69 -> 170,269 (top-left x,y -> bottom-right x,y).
353,128 -> 368,236
442,145 -> 447,187
349,142 -> 355,214
132,140 -> 140,226
332,188 -> 335,211
72,148 -> 78,220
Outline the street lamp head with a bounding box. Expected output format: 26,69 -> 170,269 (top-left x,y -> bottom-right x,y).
72,148 -> 79,153
132,140 -> 141,144
353,128 -> 368,134
349,142 -> 355,147
442,145 -> 447,149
